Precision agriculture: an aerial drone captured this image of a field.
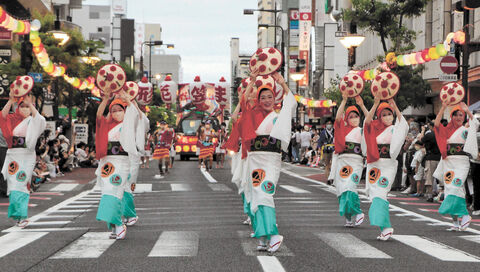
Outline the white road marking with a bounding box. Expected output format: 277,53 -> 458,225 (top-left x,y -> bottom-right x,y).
148,231 -> 199,257
2,227 -> 88,233
393,235 -> 480,262
0,232 -> 49,257
51,232 -> 115,259
279,185 -> 311,194
460,235 -> 480,244
48,209 -> 92,213
64,205 -> 98,208
28,221 -> 71,226
170,184 -> 192,192
257,256 -> 286,272
200,167 -> 217,183
315,232 -> 392,259
288,201 -> 325,204
41,215 -> 78,219
49,184 -> 79,192
72,201 -> 99,204
134,184 -> 152,193
207,184 -> 232,192
237,231 -> 293,256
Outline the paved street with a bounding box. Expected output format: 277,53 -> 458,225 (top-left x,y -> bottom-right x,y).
1,158 -> 480,272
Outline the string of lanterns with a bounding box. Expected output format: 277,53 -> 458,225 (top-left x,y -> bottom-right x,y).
354,30 -> 465,81
294,94 -> 336,108
0,7 -> 30,35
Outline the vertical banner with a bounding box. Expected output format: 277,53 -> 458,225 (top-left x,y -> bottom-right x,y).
299,0 -> 312,87
74,124 -> 89,144
45,121 -> 56,140
288,9 -> 299,92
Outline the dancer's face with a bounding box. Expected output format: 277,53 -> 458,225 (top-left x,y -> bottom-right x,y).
380,109 -> 394,126
258,89 -> 274,112
347,112 -> 360,127
111,105 -> 125,122
452,110 -> 465,126
18,103 -> 31,118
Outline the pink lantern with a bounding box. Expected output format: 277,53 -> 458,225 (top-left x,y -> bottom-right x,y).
215,77 -> 230,108
136,77 -> 153,105
189,76 -> 207,106
159,75 -> 178,105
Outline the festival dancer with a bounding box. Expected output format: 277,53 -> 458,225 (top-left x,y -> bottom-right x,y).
433,102 -> 478,231
328,94 -> 368,227
1,93 -> 46,228
95,90 -> 138,240
122,104 -> 149,226
198,120 -> 216,171
153,121 -> 174,179
241,70 -> 296,253
364,94 -> 408,241
216,122 -> 227,168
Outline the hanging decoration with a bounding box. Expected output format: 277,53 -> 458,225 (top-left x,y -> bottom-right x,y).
0,7 -> 30,35
136,77 -> 153,105
214,76 -> 229,109
159,75 -> 177,107
189,76 -> 207,109
294,94 -> 336,108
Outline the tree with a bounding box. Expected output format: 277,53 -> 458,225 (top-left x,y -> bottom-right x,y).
324,0 -> 432,111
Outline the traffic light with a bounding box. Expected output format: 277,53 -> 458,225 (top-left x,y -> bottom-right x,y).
455,0 -> 480,10
20,34 -> 33,73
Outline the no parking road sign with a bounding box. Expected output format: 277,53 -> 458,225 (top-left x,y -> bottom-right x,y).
440,56 -> 458,74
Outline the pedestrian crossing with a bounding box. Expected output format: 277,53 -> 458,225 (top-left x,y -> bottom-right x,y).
1,230 -> 480,264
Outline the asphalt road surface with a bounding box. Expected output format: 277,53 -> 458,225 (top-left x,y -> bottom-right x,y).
1,158 -> 480,272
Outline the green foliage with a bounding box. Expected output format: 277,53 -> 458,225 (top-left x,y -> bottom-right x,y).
344,0 -> 430,54
147,106 -> 177,130
325,65 -> 431,112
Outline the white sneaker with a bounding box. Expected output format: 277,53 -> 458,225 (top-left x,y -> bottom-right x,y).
109,229 -> 117,239
460,215 -> 472,231
472,210 -> 480,216
242,217 -> 251,225
115,224 -> 127,240
344,218 -> 354,228
446,226 -> 460,232
16,219 -> 29,228
250,232 -> 255,238
401,188 -> 412,194
355,213 -> 365,226
122,217 -> 127,224
126,216 -> 138,226
376,228 -> 394,241
257,238 -> 268,251
267,235 -> 284,253
154,174 -> 164,179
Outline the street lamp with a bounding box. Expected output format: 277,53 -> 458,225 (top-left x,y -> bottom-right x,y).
290,73 -> 305,82
140,41 -> 175,83
258,24 -> 285,76
243,4 -> 282,48
48,8 -> 70,46
339,34 -> 365,69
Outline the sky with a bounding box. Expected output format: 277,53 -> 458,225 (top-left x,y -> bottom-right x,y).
83,0 -> 258,83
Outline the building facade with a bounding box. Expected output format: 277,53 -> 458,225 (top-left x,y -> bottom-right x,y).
144,54 -> 182,85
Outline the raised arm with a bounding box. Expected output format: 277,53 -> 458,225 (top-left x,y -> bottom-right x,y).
355,96 -> 368,116
96,90 -> 111,119
271,71 -> 291,94
335,94 -> 348,121
434,100 -> 448,128
365,93 -> 381,125
460,102 -> 474,121
2,90 -> 15,118
24,95 -> 39,117
388,98 -> 403,121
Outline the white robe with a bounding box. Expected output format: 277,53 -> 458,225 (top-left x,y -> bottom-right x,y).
365,116 -> 408,201
433,118 -> 479,199
2,114 -> 46,195
125,111 -> 149,194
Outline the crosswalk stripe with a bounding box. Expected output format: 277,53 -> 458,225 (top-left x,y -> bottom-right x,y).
51,232 -> 115,259
148,231 -> 199,257
257,256 -> 286,272
28,221 -> 71,226
207,184 -> 232,192
49,184 -> 79,192
49,209 -> 92,213
72,201 -> 99,204
64,205 -> 98,208
237,231 -> 294,256
459,235 -> 480,244
279,185 -> 310,194
170,184 -> 192,192
393,235 -> 480,262
315,233 -> 392,259
134,184 -> 152,193
0,232 -> 49,257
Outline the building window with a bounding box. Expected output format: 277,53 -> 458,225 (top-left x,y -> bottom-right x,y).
89,12 -> 100,19
98,27 -> 103,32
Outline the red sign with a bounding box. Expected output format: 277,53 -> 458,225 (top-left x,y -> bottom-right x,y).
440,56 -> 459,74
0,27 -> 12,40
299,50 -> 309,87
299,12 -> 312,21
290,10 -> 299,20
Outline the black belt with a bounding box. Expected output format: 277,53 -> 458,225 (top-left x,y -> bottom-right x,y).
340,141 -> 362,156
378,144 -> 390,159
447,143 -> 467,156
249,135 -> 281,153
12,136 -> 26,148
107,141 -> 128,156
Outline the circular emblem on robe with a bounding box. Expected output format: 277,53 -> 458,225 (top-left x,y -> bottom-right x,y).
261,181 -> 275,194
273,117 -> 278,125
127,173 -> 131,181
16,170 -> 26,182
8,161 -> 19,175
101,162 -> 115,178
110,174 -> 122,186
252,169 -> 266,187
444,171 -> 454,184
351,173 -> 360,184
368,168 -> 381,184
452,178 -> 462,187
462,130 -> 468,140
131,183 -> 136,192
378,176 -> 389,188
339,165 -> 353,179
